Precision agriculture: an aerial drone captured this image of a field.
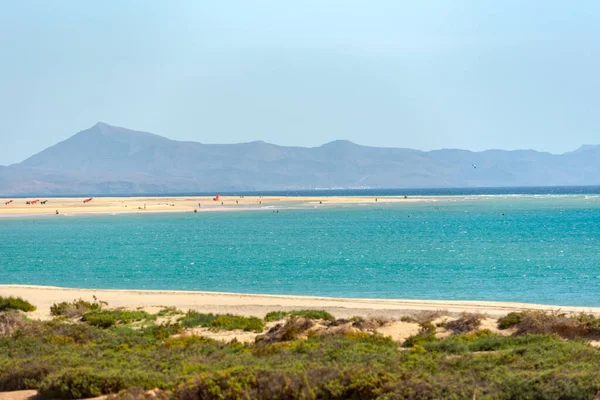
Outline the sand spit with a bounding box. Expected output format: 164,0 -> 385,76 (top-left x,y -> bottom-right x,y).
0,195 -> 429,217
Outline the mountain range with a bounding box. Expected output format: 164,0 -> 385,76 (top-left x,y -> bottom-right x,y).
1,122 -> 599,195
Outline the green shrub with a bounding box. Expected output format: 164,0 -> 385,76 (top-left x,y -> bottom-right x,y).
0,360 -> 51,391
156,307 -> 181,317
263,311 -> 288,322
82,310 -> 155,328
498,311 -> 524,329
140,323 -> 183,340
402,332 -> 437,348
178,311 -> 218,328
177,367 -> 401,400
38,368 -> 163,399
0,296 -> 36,312
423,338 -> 469,354
39,319 -> 104,344
179,311 -> 264,332
264,309 -> 335,322
50,298 -> 104,318
211,315 -> 264,332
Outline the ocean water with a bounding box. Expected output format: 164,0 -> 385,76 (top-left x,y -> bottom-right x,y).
1,195 -> 600,306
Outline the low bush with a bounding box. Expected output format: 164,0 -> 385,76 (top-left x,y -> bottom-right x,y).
15,318 -> 104,344
418,321 -> 437,335
156,307 -> 182,317
497,311 -> 600,339
572,313 -> 600,336
38,368 -> 164,399
351,316 -> 390,330
515,311 -> 583,338
0,296 -> 36,312
256,316 -> 314,343
0,311 -> 27,336
423,338 -> 469,354
177,311 -> 216,328
0,360 -> 51,391
411,309 -> 448,324
178,311 -> 264,332
497,311 -> 524,329
141,323 -> 183,340
176,367 -> 393,400
445,312 -> 484,333
50,298 -> 105,318
264,309 -> 335,322
82,310 -> 155,328
402,321 -> 438,347
402,332 -> 437,348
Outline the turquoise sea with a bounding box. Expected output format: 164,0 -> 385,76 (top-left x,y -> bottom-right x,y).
1,195 -> 600,306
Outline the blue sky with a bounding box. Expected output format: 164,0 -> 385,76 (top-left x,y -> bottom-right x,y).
1,1 -> 599,164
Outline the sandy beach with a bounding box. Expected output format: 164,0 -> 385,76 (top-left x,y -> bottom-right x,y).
0,195 -> 427,217
2,285 -> 599,320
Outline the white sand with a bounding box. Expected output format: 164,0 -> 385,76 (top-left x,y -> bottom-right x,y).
2,285 -> 598,320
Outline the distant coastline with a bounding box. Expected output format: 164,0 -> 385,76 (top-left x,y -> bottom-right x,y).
0,195 -> 428,217
3,185 -> 600,199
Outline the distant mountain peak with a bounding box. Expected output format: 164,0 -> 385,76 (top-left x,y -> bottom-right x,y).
74,122 -> 167,143
321,140 -> 358,148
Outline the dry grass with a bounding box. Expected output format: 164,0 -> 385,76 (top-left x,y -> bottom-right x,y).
445,313 -> 485,334
411,310 -> 449,324
351,316 -> 390,330
0,311 -> 26,336
515,311 -> 581,338
496,310 -> 600,340
256,316 -> 315,344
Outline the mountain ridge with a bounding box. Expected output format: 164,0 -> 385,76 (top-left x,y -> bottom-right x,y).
1,123 -> 599,195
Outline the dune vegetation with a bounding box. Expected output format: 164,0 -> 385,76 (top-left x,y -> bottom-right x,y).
3,299 -> 600,399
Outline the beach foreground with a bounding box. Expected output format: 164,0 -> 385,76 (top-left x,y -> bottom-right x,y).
5,285 -> 600,399
2,285 -> 598,320
0,195 -> 423,216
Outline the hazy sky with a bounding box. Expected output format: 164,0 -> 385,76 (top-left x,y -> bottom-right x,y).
1,1 -> 599,165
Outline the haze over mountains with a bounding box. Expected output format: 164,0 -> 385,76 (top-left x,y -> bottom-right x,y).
0,122 -> 599,195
